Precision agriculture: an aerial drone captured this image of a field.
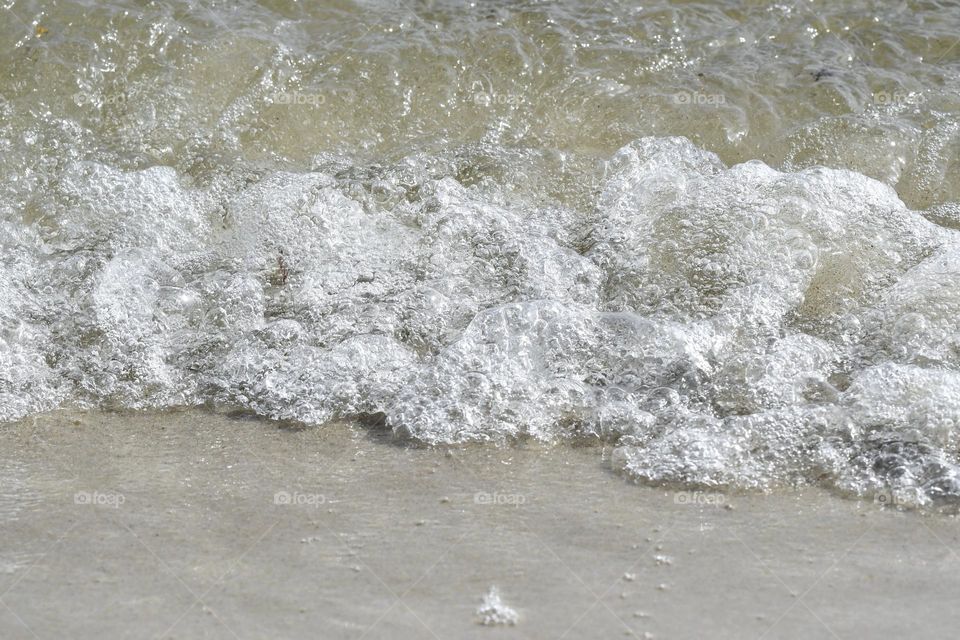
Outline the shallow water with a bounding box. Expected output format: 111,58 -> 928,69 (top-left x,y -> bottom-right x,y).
5,410 -> 959,639
1,0 -> 960,504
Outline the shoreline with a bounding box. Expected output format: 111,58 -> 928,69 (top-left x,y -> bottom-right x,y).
2,409 -> 959,639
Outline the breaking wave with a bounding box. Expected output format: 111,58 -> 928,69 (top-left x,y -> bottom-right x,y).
3,135 -> 960,506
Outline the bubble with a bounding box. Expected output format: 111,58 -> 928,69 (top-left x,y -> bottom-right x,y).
2,135 -> 959,505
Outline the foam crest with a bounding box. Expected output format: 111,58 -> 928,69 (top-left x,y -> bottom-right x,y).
2,136 -> 959,505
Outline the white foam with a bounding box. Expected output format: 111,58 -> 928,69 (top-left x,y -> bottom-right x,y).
476,587 -> 518,626
2,136 -> 959,504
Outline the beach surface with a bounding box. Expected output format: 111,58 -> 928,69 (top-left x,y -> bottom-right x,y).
2,410 -> 959,639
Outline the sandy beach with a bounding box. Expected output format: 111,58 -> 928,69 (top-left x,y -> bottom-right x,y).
2,410 -> 959,639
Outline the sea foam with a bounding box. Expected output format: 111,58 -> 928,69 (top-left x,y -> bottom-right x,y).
2,137 -> 958,504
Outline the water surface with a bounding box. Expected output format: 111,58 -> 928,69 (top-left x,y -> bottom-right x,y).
2,0 -> 960,505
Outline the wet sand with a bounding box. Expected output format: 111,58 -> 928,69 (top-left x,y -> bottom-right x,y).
2,409 -> 959,639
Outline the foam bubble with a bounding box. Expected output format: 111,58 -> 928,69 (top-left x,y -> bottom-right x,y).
2,136 -> 959,505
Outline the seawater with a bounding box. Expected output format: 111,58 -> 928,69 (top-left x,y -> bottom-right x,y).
2,0 -> 960,505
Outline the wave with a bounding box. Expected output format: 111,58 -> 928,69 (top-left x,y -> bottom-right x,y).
2,136 -> 959,505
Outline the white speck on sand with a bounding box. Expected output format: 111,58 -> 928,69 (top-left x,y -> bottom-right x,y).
476,586 -> 518,626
